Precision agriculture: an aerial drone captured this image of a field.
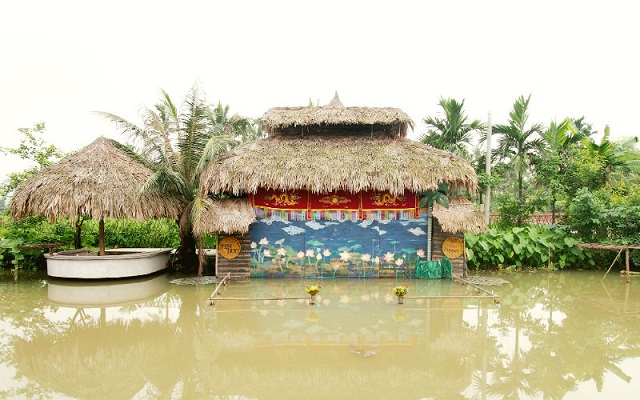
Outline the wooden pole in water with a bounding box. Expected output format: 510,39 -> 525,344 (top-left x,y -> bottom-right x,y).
626,248 -> 631,283
214,233 -> 219,277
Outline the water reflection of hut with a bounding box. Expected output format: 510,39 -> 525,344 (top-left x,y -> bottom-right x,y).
197,94 -> 484,278
13,279 -> 178,400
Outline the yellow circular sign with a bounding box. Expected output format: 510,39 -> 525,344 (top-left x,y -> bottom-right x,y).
442,237 -> 464,259
218,236 -> 241,259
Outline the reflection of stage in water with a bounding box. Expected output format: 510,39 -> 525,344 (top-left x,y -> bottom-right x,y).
47,272 -> 170,307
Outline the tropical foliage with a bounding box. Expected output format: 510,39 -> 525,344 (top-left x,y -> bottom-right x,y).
0,123 -> 63,198
418,94 -> 640,270
465,226 -> 594,271
3,91 -> 640,272
99,85 -> 261,274
420,97 -> 485,159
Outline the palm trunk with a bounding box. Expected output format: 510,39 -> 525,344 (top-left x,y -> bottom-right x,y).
174,202 -> 198,273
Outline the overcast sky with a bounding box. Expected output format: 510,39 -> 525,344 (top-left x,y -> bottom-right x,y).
1,0 -> 639,180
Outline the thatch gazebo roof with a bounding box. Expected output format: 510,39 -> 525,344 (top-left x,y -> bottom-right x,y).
432,197 -> 485,234
199,136 -> 478,197
261,93 -> 414,138
192,198 -> 256,236
10,136 -> 182,222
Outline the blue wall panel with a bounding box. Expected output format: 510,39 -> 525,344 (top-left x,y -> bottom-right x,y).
249,215 -> 429,278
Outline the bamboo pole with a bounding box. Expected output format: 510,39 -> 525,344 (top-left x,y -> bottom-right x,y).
210,296 -> 309,301
602,247 -> 624,280
404,295 -> 497,300
453,276 -> 501,303
207,272 -> 231,305
626,248 -> 631,283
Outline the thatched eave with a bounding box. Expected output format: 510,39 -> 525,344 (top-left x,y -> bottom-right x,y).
432,198 -> 485,234
192,198 -> 256,236
199,137 -> 478,198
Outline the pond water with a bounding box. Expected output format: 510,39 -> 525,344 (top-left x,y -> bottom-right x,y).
1,270 -> 640,399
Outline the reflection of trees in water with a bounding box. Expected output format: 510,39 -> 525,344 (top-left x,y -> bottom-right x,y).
480,272 -> 640,399
13,319 -> 179,399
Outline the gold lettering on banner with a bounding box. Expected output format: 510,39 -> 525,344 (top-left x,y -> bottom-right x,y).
442,237 -> 464,259
370,193 -> 406,207
219,237 -> 242,259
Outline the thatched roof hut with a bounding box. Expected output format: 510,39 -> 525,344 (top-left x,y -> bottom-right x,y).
10,137 -> 182,254
432,197 -> 485,234
10,137 -> 181,222
200,93 -> 475,200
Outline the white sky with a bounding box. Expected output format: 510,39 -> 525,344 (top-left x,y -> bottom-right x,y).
1,0 -> 639,180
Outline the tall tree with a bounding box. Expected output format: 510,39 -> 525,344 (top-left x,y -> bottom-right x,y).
586,125 -> 639,186
0,123 -> 63,198
492,95 -> 544,203
99,86 -> 256,273
420,97 -> 485,159
536,118 -> 589,222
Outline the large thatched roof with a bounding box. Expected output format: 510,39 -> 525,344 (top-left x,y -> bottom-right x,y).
432,197 -> 485,234
199,136 -> 477,197
261,93 -> 414,138
10,137 -> 182,222
192,198 -> 256,236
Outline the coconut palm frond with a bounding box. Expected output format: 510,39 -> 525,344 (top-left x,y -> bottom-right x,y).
104,138 -> 155,170
177,88 -> 211,185
195,134 -> 234,183
143,167 -> 191,201
94,111 -> 145,138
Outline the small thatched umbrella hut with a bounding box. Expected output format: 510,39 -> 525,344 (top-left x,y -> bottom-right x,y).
10,137 -> 182,255
198,94 -> 484,278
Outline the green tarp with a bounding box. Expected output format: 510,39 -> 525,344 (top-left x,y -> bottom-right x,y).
415,257 -> 452,279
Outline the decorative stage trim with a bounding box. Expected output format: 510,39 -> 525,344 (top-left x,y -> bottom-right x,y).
250,189 -> 419,221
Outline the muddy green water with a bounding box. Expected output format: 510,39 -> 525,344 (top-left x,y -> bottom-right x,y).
1,270 -> 640,399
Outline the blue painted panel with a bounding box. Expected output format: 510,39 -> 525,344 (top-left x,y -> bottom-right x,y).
249,215 -> 429,278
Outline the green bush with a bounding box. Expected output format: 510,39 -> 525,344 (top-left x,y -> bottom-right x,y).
81,218 -> 180,249
1,215 -> 180,269
465,225 -> 595,271
0,215 -> 75,269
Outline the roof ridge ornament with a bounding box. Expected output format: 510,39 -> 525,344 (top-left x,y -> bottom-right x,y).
326,91 -> 344,108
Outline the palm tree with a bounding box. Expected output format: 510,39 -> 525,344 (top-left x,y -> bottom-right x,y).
420,97 -> 485,159
587,125 -> 639,186
492,95 -> 544,202
99,86 -> 256,273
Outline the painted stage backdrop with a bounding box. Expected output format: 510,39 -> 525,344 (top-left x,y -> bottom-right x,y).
249,214 -> 430,278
